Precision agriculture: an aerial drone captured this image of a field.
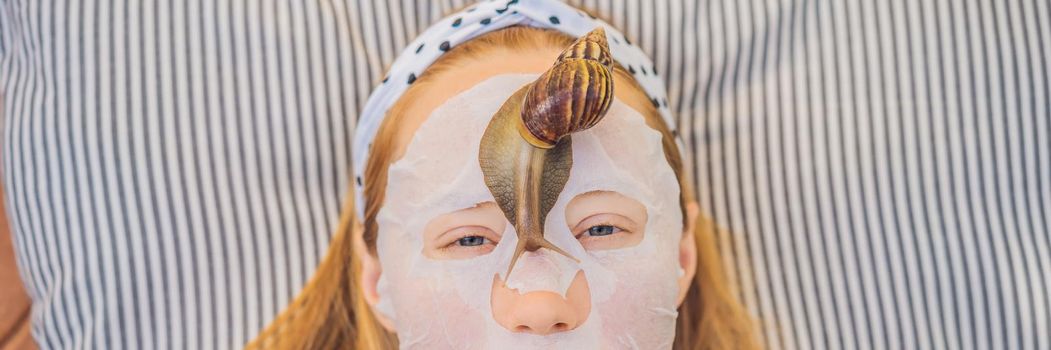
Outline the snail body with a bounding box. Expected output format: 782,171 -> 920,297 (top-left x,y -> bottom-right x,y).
478,28 -> 614,278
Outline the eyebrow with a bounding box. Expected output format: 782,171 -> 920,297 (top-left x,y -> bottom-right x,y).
570,213 -> 624,232
429,201 -> 502,238
567,189 -> 647,223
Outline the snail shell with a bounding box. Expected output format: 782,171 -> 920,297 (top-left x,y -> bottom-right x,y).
518,27 -> 614,149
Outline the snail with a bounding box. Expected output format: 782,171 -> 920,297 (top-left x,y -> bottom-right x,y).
478,28 -> 614,279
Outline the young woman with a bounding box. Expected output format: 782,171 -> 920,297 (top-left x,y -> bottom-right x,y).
250,2 -> 756,349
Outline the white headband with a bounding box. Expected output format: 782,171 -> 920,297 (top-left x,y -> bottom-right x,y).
352,0 -> 680,220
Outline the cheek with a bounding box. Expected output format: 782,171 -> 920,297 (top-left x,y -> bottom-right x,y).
590,243 -> 681,343
385,274 -> 490,347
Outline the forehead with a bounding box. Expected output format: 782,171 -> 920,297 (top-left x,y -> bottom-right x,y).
389,48 -> 562,162
389,51 -> 658,163
385,74 -> 671,213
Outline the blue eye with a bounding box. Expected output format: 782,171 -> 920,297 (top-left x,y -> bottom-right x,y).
587,225 -> 619,237
457,236 -> 487,246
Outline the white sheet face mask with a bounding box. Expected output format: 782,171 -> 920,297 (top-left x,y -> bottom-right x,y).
374,74 -> 684,349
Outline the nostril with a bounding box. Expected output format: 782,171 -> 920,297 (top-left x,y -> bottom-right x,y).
491,271 -> 591,335
514,322 -> 569,334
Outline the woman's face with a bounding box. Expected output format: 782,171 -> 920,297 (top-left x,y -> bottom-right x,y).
363,49 -> 696,349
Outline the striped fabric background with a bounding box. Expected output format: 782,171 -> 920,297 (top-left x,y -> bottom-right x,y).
1,0 -> 1048,349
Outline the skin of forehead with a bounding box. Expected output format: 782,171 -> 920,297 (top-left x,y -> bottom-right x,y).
389,46 -> 659,163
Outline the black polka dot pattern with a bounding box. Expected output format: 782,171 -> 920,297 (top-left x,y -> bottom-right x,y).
415,43 -> 424,53
452,18 -> 462,27
407,73 -> 417,84
549,16 -> 560,24
480,18 -> 492,25
439,41 -> 451,51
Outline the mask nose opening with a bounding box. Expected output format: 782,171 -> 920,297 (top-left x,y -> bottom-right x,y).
490,269 -> 591,335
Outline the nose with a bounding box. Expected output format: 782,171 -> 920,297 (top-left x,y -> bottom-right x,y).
490,270 -> 591,335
